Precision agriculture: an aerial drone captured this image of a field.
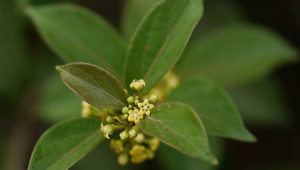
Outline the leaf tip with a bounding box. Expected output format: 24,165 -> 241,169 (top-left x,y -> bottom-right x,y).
55,65 -> 63,73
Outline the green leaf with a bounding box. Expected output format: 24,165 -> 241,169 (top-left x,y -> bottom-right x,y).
125,0 -> 204,93
157,137 -> 224,170
176,24 -> 297,87
228,78 -> 291,127
121,0 -> 160,41
140,102 -> 217,164
167,78 -> 256,142
56,63 -> 127,109
38,73 -> 82,123
26,3 -> 127,79
28,117 -> 104,170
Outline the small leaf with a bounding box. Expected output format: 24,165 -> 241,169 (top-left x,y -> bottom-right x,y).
26,3 -> 126,78
125,0 -> 204,93
28,117 -> 104,170
167,78 -> 256,142
176,24 -> 297,87
56,63 -> 127,109
140,102 -> 218,164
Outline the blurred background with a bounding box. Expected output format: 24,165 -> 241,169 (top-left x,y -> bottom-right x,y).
0,0 -> 299,169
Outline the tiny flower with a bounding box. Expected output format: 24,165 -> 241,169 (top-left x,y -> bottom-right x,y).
128,109 -> 143,124
138,99 -> 154,116
134,133 -> 145,143
105,116 -> 115,124
148,138 -> 160,151
100,123 -> 113,139
130,79 -> 146,91
129,145 -> 148,164
118,153 -> 129,166
110,139 -> 124,154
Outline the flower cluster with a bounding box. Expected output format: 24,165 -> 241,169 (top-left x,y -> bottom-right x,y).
84,79 -> 160,165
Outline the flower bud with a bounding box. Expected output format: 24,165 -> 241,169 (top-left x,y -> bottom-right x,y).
127,96 -> 135,104
106,116 -> 115,124
134,99 -> 139,105
118,153 -> 128,166
145,149 -> 154,159
123,113 -> 129,119
124,89 -> 129,97
129,129 -> 137,138
149,94 -> 158,104
120,130 -> 129,140
134,133 -> 145,143
122,107 -> 129,114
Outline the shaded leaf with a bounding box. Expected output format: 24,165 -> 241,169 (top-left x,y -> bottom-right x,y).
228,78 -> 291,127
28,117 -> 104,170
56,63 -> 127,109
167,78 -> 256,142
38,73 -> 81,123
140,102 -> 217,164
121,0 -> 160,40
27,3 -> 126,78
125,0 -> 204,93
176,24 -> 297,87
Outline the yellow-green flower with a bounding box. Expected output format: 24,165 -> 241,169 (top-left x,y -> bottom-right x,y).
100,123 -> 113,139
110,139 -> 124,154
138,99 -> 154,116
81,101 -> 91,117
128,109 -> 143,124
129,145 -> 148,164
130,79 -> 146,91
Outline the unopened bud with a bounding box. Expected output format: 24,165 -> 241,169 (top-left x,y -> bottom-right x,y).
106,116 -> 114,123
120,130 -> 129,140
149,94 -> 158,104
118,153 -> 128,166
127,96 -> 135,104
134,133 -> 145,143
122,107 -> 129,114
129,129 -> 137,138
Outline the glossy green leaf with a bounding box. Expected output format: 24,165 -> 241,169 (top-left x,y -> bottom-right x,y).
121,0 -> 160,40
28,117 -> 104,170
125,0 -> 204,93
140,102 -> 217,164
56,63 -> 127,109
27,3 -> 126,78
38,73 -> 81,123
167,78 -> 256,142
228,78 -> 291,127
176,24 -> 297,87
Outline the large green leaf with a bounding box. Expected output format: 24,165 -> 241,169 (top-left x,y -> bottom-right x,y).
140,102 -> 217,164
56,63 -> 127,109
176,24 -> 297,87
28,117 -> 104,170
125,0 -> 204,93
121,0 -> 160,40
27,3 -> 126,78
228,78 -> 291,127
38,73 -> 81,123
167,78 -> 256,142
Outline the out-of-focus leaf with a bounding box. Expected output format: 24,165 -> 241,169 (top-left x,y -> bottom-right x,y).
27,3 -> 126,79
157,137 -> 224,170
176,24 -> 297,87
38,73 -> 81,123
0,0 -> 28,102
56,63 -> 127,109
167,78 -> 255,142
125,0 -> 204,93
28,117 -> 104,170
121,0 -> 160,40
140,102 -> 218,164
228,78 -> 291,127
